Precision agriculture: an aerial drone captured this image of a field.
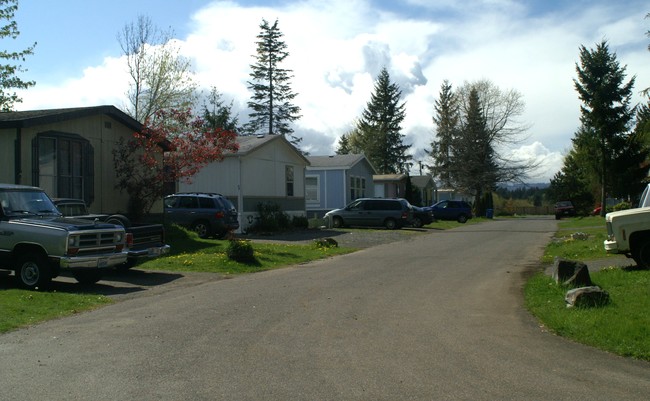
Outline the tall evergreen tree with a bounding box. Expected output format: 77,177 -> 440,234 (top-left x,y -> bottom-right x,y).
0,0 -> 36,111
428,80 -> 459,187
453,88 -> 498,214
355,68 -> 411,174
245,18 -> 301,146
573,40 -> 638,215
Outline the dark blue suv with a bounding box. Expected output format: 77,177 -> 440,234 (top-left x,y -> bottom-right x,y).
429,200 -> 473,223
164,193 -> 239,238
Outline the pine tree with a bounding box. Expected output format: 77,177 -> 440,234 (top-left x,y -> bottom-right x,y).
245,19 -> 301,146
452,88 -> 498,215
428,80 -> 459,187
573,40 -> 639,215
0,0 -> 36,111
356,68 -> 411,174
202,87 -> 240,133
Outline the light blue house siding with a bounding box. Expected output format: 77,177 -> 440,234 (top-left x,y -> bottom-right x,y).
306,154 -> 377,218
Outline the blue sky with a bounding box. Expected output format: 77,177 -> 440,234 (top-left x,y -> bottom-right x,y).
11,0 -> 650,181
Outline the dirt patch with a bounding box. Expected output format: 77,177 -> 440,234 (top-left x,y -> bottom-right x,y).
236,227 -> 430,249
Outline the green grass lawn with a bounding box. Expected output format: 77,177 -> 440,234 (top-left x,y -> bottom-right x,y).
0,290 -> 112,333
542,216 -> 610,263
526,215 -> 650,361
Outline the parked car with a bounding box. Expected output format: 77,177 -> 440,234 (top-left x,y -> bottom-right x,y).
53,198 -> 170,268
554,201 -> 576,220
411,206 -> 434,228
429,200 -> 473,223
163,192 -> 239,238
324,198 -> 413,230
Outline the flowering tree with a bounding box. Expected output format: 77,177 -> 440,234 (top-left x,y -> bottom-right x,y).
113,108 -> 239,217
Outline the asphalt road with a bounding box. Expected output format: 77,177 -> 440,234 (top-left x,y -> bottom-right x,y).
2,217 -> 650,400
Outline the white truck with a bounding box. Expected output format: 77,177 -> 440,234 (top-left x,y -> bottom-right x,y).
0,184 -> 128,289
604,184 -> 650,268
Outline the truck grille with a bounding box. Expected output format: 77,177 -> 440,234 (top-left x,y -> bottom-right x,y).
77,232 -> 119,254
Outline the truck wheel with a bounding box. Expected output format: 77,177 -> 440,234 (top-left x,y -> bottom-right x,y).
632,238 -> 650,269
412,217 -> 423,228
16,254 -> 52,290
106,214 -> 131,228
73,270 -> 103,285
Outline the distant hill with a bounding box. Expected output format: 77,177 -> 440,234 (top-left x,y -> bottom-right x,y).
498,182 -> 550,191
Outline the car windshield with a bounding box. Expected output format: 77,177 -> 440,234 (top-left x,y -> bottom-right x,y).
0,190 -> 61,217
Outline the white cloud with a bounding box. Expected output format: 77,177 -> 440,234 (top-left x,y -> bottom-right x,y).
15,0 -> 649,183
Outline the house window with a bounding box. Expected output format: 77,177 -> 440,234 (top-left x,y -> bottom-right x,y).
286,165 -> 294,196
33,133 -> 94,204
350,176 -> 366,200
305,175 -> 319,203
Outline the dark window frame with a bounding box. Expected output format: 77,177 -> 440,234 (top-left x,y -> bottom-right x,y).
31,131 -> 94,206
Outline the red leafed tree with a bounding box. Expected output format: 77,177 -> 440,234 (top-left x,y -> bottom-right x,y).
113,108 -> 239,217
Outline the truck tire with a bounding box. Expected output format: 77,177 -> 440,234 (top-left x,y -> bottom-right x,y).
15,253 -> 52,290
72,270 -> 103,285
105,214 -> 131,228
632,237 -> 650,269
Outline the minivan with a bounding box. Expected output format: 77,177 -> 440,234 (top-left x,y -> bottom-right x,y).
324,198 -> 413,229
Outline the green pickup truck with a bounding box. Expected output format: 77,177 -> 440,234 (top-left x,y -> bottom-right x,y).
0,184 -> 128,289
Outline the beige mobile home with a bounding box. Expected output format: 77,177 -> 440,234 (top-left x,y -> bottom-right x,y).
0,106 -> 143,214
179,135 -> 310,233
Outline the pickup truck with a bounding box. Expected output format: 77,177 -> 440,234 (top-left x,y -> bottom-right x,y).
52,198 -> 170,269
604,184 -> 650,268
0,184 -> 128,289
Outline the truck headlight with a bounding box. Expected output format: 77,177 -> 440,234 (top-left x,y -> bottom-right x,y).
115,232 -> 124,243
67,235 -> 80,256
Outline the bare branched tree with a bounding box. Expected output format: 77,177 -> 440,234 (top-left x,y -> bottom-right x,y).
118,15 -> 197,122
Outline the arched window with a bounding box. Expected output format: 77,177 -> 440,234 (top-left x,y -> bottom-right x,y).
32,131 -> 94,205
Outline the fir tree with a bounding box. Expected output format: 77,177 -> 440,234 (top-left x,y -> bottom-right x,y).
428,80 -> 459,187
356,68 -> 411,174
453,88 -> 498,215
202,87 -> 240,133
245,19 -> 301,146
573,40 -> 640,215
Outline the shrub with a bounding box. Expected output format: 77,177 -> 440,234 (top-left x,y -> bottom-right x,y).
612,202 -> 631,212
292,215 -> 309,229
313,237 -> 338,249
254,202 -> 291,232
226,239 -> 255,263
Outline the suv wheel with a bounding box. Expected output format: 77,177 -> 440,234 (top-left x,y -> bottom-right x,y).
384,218 -> 397,230
192,221 -> 212,238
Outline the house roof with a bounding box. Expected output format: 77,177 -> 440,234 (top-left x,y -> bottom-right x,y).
0,105 -> 142,131
306,154 -> 377,173
373,173 -> 407,182
410,175 -> 435,188
227,134 -> 310,165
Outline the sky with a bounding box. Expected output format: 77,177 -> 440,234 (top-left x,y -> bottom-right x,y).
11,0 -> 650,183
